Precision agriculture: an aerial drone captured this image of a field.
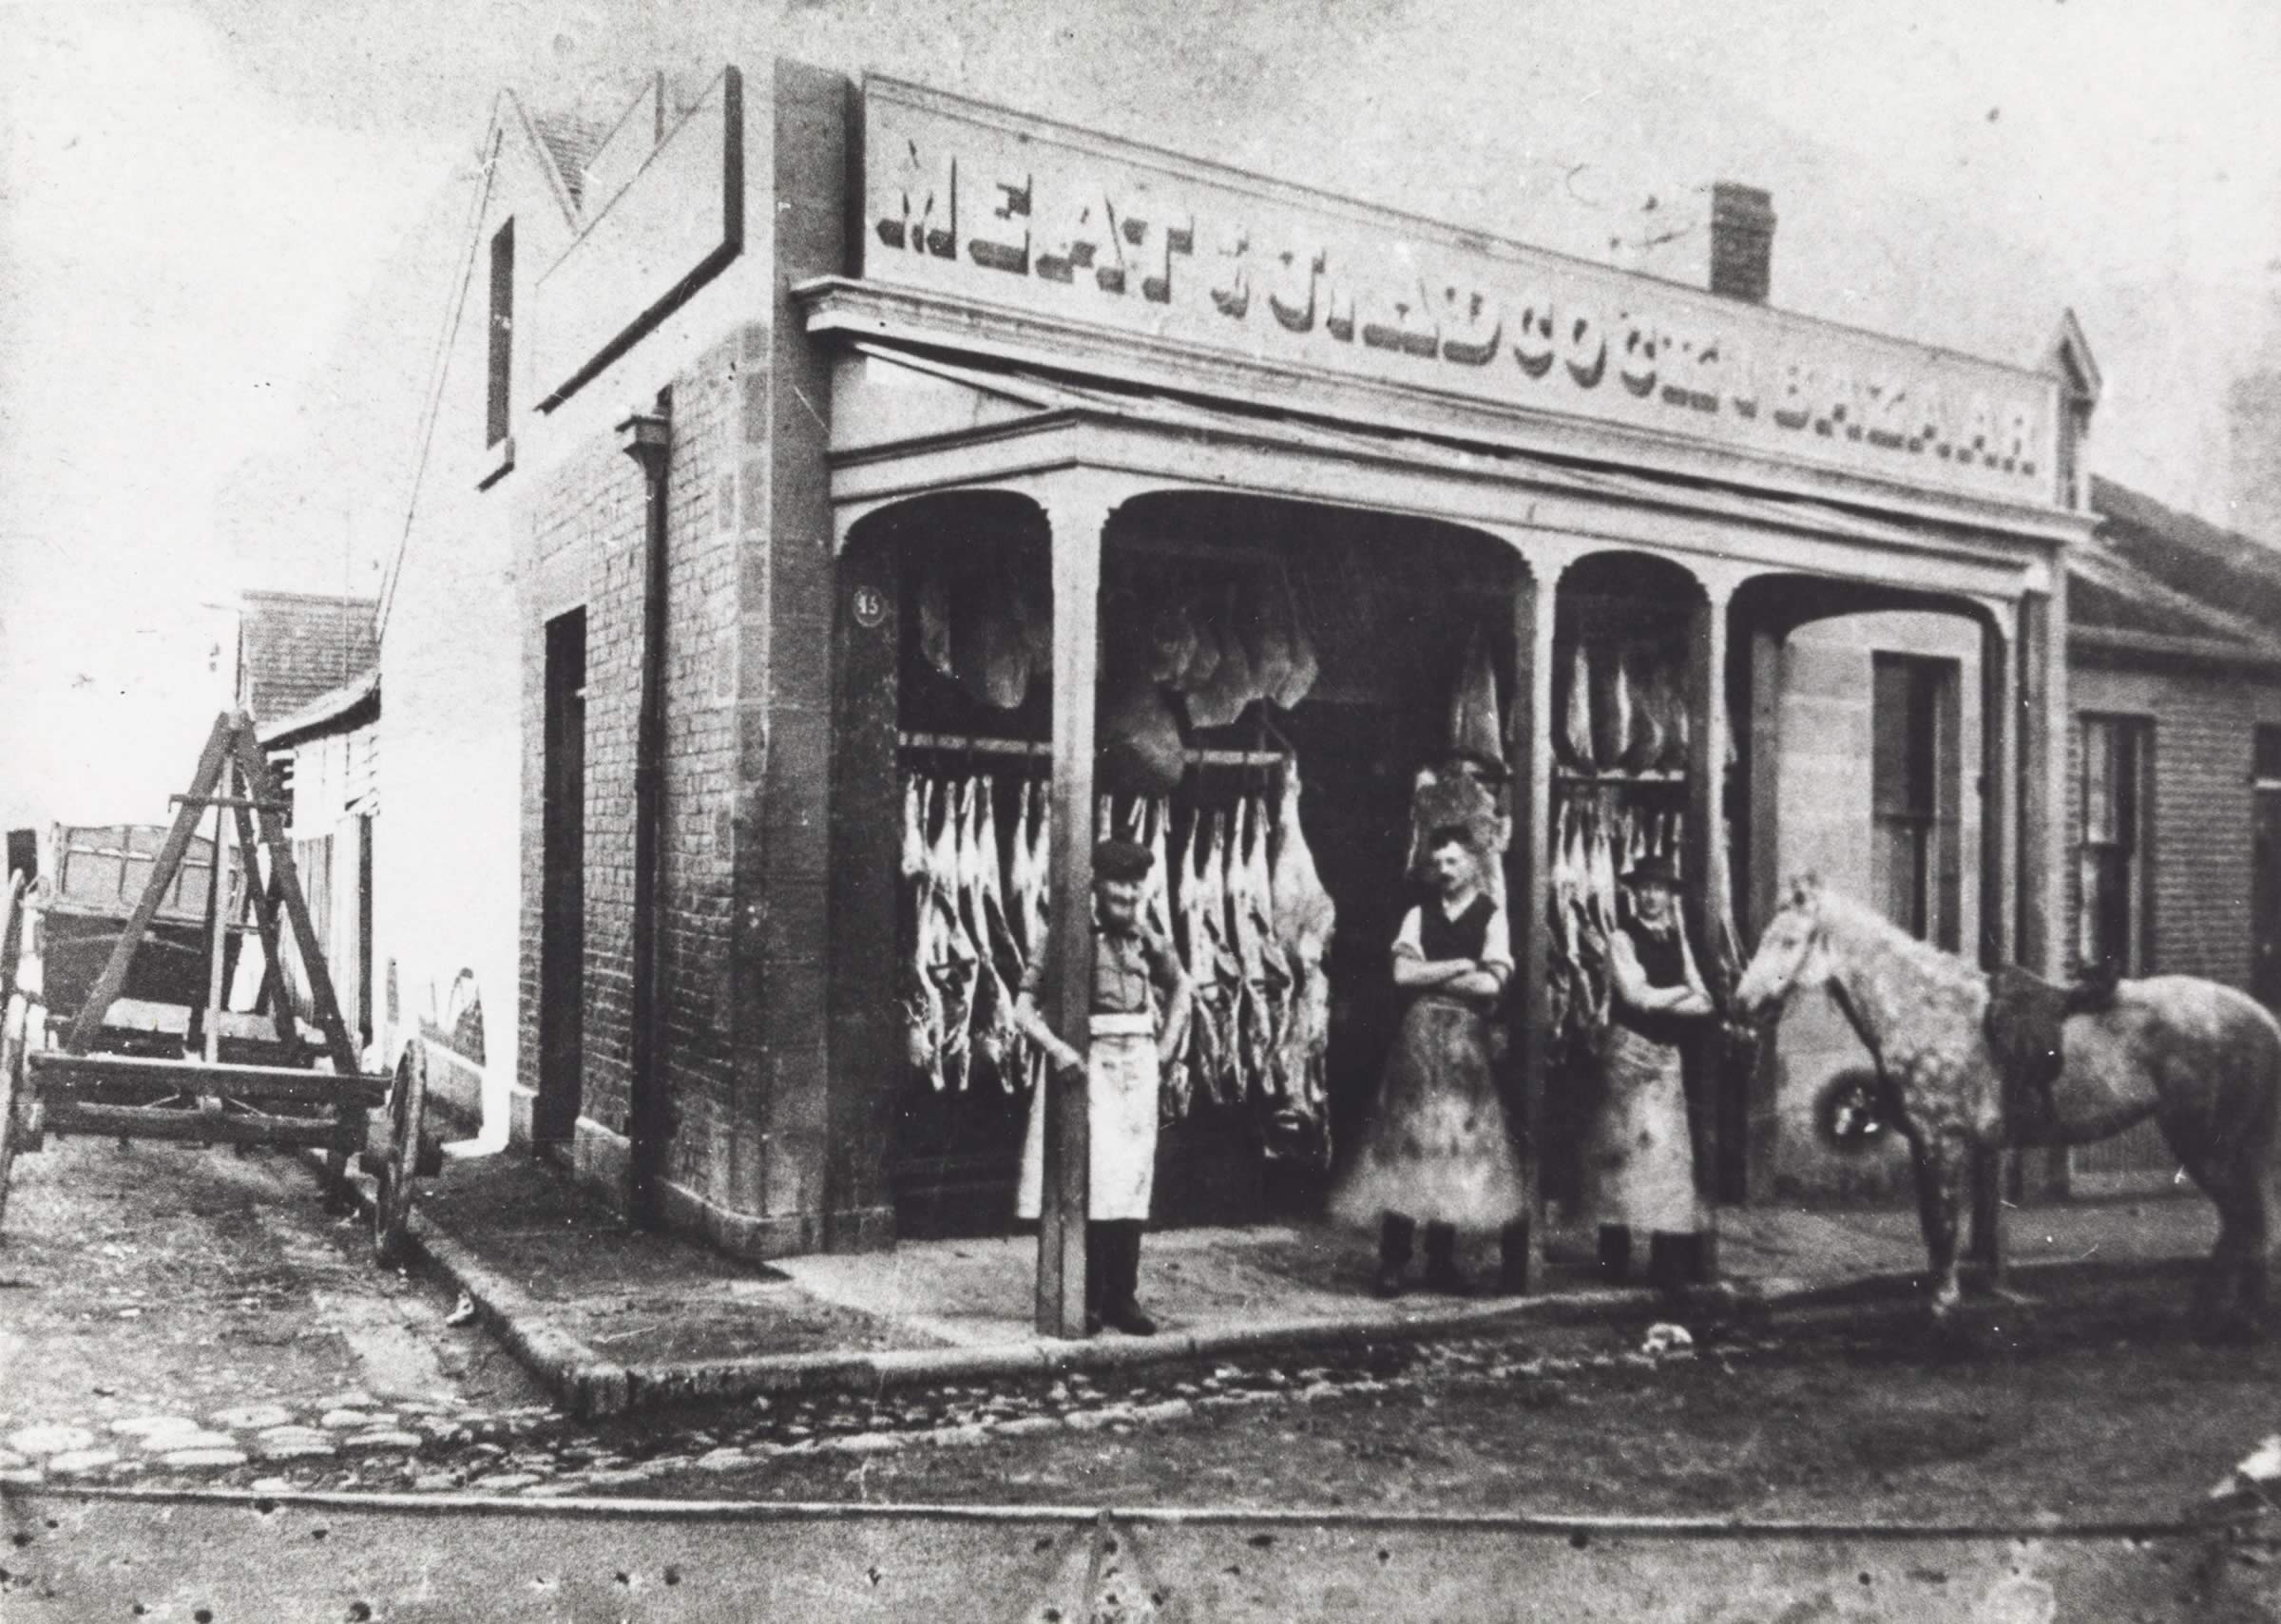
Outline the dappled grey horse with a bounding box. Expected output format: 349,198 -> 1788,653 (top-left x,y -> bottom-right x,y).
1732,875 -> 2281,1340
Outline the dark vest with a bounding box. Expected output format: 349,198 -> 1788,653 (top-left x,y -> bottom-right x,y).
1418,894 -> 1496,964
1614,920 -> 1692,1045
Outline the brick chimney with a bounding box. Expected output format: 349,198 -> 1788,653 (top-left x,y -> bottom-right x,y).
1708,182 -> 1776,303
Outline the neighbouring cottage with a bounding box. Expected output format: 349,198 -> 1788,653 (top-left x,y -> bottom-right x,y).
372,61 -> 2099,1292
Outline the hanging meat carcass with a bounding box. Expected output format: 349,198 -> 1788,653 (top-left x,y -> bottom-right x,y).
1269,760 -> 1336,1150
1184,593 -> 1256,729
977,778 -> 1033,1089
1168,809 -> 1215,1118
1590,633 -> 1633,769
918,563 -> 954,680
1269,567 -> 1319,711
1563,641 -> 1597,772
1226,793 -> 1283,1105
1146,597 -> 1202,688
1100,666 -> 1186,797
1240,576 -> 1296,714
956,777 -> 1019,1089
902,776 -> 947,1085
1020,780 -> 1054,1094
1621,644 -> 1666,773
1447,621 -> 1505,773
1176,592 -> 1223,696
919,779 -> 980,1091
1191,808 -> 1244,1106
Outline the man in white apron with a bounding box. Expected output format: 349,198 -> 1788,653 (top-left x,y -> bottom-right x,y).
1014,838 -> 1193,1335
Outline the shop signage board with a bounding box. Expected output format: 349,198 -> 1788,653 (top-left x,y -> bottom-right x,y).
860,78 -> 2059,506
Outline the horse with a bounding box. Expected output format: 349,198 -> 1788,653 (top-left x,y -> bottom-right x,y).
1731,874 -> 2281,1340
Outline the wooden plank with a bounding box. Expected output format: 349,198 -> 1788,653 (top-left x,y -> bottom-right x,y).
28,1050 -> 390,1106
229,721 -> 360,1077
232,800 -> 299,1051
1039,491 -> 1104,1340
67,715 -> 236,1052
37,1099 -> 350,1149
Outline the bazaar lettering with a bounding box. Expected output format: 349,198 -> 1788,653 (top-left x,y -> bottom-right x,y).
872,155 -> 2041,477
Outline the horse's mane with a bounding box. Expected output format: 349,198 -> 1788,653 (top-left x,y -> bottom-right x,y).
1809,886 -> 1985,998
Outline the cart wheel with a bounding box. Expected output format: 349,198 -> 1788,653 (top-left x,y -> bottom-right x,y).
0,992 -> 24,1232
373,1041 -> 429,1264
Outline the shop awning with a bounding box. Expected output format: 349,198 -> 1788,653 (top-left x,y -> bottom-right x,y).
842,340 -> 2018,567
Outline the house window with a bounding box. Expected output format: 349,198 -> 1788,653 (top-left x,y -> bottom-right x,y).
486,220 -> 515,448
2078,715 -> 2150,975
1871,654 -> 1958,947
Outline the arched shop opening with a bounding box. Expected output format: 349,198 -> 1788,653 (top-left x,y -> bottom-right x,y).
1543,551 -> 1718,1218
1723,572 -> 2016,1207
837,487 -> 1527,1242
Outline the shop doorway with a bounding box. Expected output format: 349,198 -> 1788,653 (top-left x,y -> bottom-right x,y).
537,607 -> 586,1148
864,491 -> 1523,1240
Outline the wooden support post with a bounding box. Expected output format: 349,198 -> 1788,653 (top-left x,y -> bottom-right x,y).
1037,487 -> 1110,1340
2017,584 -> 2067,1200
202,755 -> 235,1068
1685,585 -> 1732,1277
1743,622 -> 1785,1204
1968,612 -> 2015,1281
1509,561 -> 1559,1292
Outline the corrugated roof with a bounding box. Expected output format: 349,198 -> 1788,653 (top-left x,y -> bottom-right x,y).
239,591 -> 378,726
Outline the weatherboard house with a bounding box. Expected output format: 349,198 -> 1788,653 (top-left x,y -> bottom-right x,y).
374,59 -> 2105,1300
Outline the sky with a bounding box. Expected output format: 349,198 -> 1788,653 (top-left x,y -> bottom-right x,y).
2,0 -> 2277,829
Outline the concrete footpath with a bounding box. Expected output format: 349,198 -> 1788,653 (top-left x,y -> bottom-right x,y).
360,1148 -> 2218,1417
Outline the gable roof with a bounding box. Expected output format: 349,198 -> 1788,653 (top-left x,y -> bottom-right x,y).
238,591 -> 379,724
527,109 -> 611,209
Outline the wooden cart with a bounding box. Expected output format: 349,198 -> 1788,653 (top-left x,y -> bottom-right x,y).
0,712 -> 437,1261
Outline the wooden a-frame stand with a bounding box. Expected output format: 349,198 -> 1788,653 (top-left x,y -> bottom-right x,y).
5,712 -> 424,1257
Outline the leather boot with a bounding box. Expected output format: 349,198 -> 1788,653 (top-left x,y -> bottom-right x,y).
1649,1230 -> 1705,1295
1083,1222 -> 1106,1336
1373,1213 -> 1415,1298
1497,1218 -> 1532,1296
1598,1224 -> 1634,1286
1101,1222 -> 1157,1336
1423,1221 -> 1474,1296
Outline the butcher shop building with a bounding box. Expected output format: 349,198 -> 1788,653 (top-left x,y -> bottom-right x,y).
374,62 -> 2095,1290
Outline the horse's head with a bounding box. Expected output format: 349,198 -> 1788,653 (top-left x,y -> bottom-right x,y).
1731,873 -> 1832,1027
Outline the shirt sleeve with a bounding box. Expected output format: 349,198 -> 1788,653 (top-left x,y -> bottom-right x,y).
1391,907 -> 1424,960
1140,925 -> 1183,994
1479,905 -> 1515,973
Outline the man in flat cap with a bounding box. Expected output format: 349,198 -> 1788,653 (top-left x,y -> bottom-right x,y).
1014,836 -> 1193,1335
1583,852 -> 1716,1293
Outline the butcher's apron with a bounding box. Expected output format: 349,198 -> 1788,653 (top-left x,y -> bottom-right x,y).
1582,1021 -> 1702,1232
1332,993 -> 1526,1231
1016,1014 -> 1160,1222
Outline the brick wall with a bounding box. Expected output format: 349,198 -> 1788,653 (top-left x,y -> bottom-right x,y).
515,333 -> 741,1183
656,335 -> 742,1190
2068,659 -> 2266,987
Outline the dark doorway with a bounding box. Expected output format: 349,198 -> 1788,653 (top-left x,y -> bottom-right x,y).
2254,728 -> 2281,1011
538,608 -> 587,1147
